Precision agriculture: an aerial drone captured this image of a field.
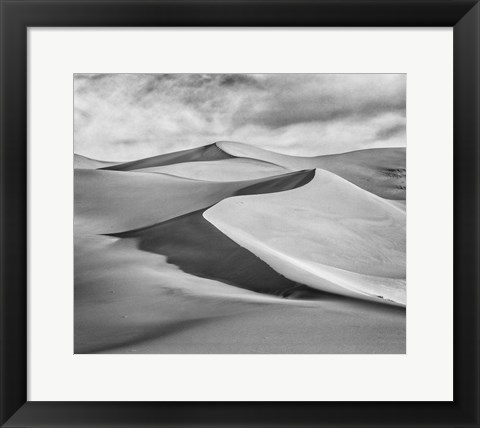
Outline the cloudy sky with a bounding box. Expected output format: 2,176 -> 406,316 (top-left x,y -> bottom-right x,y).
74,73 -> 406,161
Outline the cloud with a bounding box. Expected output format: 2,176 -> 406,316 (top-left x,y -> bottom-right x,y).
234,74 -> 405,129
375,123 -> 406,140
74,73 -> 406,161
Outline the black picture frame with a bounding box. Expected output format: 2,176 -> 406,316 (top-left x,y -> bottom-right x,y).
1,1 -> 478,427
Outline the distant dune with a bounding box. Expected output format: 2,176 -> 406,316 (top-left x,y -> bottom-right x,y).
74,153 -> 119,169
204,169 -> 406,306
216,141 -> 406,199
134,158 -> 288,182
100,141 -> 405,199
101,143 -> 232,171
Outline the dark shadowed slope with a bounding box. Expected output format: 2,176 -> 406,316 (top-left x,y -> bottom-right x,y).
109,210 -> 304,296
234,169 -> 315,196
107,169 -> 318,297
101,143 -> 233,171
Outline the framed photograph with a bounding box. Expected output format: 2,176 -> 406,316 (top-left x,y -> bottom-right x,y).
1,1 -> 478,427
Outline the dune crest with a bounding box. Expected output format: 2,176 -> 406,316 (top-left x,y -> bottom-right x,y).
101,143 -> 232,171
204,169 -> 406,306
75,168 -> 314,234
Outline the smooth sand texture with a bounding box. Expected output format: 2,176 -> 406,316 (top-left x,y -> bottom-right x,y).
74,154 -> 118,169
135,158 -> 288,181
204,169 -> 406,306
217,141 -> 406,199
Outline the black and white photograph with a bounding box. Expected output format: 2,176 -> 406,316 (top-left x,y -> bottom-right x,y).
74,73 -> 406,354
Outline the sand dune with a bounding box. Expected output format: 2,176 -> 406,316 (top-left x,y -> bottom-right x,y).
101,143 -> 232,171
217,141 -> 406,199
75,168 -> 313,234
134,158 -> 288,181
204,169 -> 406,306
75,141 -> 406,353
74,154 -> 118,169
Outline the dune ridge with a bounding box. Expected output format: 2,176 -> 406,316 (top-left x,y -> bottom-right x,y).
75,168 -> 314,234
101,143 -> 233,171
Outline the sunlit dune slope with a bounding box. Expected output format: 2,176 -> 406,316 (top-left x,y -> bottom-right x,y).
101,143 -> 232,171
75,168 -> 313,234
216,141 -> 406,199
135,158 -> 288,181
204,169 -> 406,306
74,153 -> 119,169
